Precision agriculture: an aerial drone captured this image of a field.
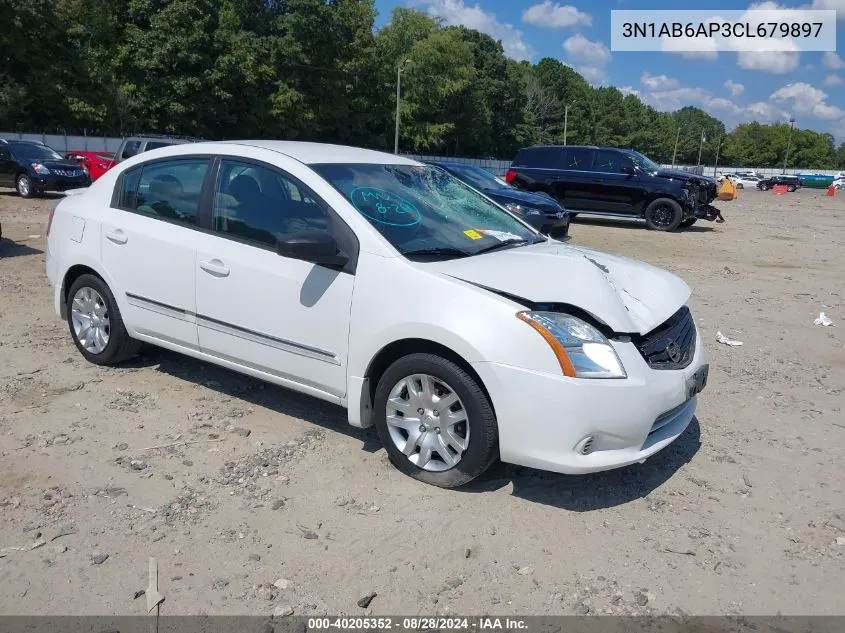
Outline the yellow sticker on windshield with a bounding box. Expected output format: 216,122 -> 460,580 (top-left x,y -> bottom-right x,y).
464,229 -> 482,240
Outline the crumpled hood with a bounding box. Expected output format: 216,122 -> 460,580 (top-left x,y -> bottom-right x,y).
656,169 -> 717,186
425,241 -> 691,335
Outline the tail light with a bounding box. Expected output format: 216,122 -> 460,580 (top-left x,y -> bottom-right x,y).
505,169 -> 517,184
47,201 -> 59,236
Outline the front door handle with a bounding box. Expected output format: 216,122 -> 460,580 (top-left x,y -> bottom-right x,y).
105,229 -> 128,245
199,259 -> 230,277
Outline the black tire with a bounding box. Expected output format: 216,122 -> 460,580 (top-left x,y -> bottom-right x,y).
760,183 -> 770,191
679,218 -> 697,229
787,184 -> 796,192
66,273 -> 141,365
373,353 -> 498,488
16,174 -> 35,198
736,183 -> 744,189
644,198 -> 683,231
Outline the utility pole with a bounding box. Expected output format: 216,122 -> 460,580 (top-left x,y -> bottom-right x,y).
671,127 -> 680,168
782,116 -> 796,173
696,130 -> 706,169
713,134 -> 722,177
394,59 -> 411,155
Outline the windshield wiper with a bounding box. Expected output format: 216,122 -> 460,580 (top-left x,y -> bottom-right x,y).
403,247 -> 470,259
473,238 -> 531,255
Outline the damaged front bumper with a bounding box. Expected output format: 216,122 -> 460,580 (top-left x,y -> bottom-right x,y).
684,182 -> 725,223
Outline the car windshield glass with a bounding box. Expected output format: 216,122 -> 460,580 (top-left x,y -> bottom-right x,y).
629,151 -> 660,173
313,163 -> 540,259
441,164 -> 508,191
9,143 -> 63,160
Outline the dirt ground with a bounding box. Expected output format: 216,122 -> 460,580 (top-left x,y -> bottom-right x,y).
0,186 -> 843,617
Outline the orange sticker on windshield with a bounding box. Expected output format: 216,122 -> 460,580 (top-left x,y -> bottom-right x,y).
464,229 -> 482,240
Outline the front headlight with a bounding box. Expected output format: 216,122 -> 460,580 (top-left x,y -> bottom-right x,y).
517,311 -> 626,379
504,202 -> 541,217
31,163 -> 50,175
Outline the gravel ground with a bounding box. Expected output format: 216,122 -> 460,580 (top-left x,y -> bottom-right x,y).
0,187 -> 843,616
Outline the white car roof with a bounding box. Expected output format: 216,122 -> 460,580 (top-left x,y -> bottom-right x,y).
199,140 -> 422,166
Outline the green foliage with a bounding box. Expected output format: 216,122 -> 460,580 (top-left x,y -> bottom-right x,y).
0,1 -> 841,167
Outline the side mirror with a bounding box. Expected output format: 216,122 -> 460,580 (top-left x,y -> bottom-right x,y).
621,165 -> 636,175
277,230 -> 348,268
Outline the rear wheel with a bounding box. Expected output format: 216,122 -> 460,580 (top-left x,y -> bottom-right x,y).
66,274 -> 141,365
787,184 -> 796,192
644,198 -> 683,231
16,174 -> 35,198
736,183 -> 744,189
373,353 -> 498,488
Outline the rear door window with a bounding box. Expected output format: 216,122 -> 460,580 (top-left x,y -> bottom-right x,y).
117,158 -> 209,225
561,148 -> 595,171
145,141 -> 175,151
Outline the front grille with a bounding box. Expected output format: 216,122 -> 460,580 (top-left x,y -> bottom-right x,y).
635,306 -> 696,370
52,169 -> 84,178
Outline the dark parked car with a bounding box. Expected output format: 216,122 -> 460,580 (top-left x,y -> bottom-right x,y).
113,134 -> 204,165
757,175 -> 801,192
427,161 -> 571,239
0,139 -> 91,198
505,145 -> 723,231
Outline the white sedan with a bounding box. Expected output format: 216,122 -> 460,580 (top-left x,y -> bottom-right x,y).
45,141 -> 708,487
728,175 -> 761,189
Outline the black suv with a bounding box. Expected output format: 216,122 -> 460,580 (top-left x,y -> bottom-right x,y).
506,145 -> 723,231
757,175 -> 801,192
0,139 -> 91,197
427,160 -> 570,239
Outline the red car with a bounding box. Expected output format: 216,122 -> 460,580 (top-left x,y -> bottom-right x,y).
64,150 -> 115,181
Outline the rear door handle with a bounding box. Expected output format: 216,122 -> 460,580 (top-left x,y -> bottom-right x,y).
199,259 -> 230,277
105,229 -> 128,245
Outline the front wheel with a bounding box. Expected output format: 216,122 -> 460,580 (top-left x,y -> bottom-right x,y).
736,183 -> 744,189
373,353 -> 498,488
66,274 -> 141,365
16,174 -> 35,198
760,183 -> 770,191
644,198 -> 683,231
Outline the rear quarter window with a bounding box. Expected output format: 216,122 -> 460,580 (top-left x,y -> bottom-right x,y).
512,147 -> 564,168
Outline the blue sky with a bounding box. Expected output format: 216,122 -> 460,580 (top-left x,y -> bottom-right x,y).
374,0 -> 845,140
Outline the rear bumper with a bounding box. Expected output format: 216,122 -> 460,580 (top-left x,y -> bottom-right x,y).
472,329 -> 707,475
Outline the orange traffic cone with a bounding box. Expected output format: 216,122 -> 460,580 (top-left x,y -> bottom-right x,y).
827,185 -> 835,197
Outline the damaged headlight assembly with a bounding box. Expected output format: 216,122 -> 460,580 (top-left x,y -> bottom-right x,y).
517,311 -> 626,379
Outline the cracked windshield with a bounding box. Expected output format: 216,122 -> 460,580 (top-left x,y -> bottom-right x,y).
313,164 -> 541,259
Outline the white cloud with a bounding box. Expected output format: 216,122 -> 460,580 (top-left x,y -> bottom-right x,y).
521,2 -> 592,28
619,86 -> 641,97
824,74 -> 843,86
822,52 -> 845,70
420,0 -> 533,60
738,50 -> 800,73
562,33 -> 611,65
771,82 -> 843,120
810,0 -> 845,20
724,80 -> 745,97
745,101 -> 789,121
576,65 -> 607,85
641,72 -> 679,90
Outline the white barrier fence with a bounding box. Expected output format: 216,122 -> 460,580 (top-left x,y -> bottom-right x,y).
2,132 -> 841,179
